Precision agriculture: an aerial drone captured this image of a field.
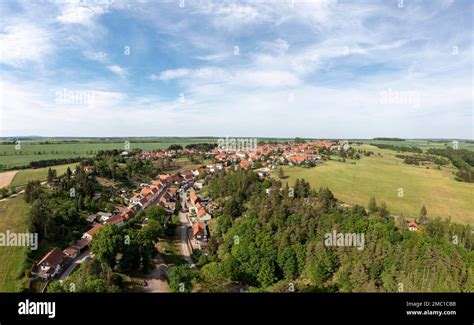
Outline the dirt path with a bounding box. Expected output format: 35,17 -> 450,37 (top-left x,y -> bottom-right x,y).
0,171 -> 17,189
141,253 -> 170,293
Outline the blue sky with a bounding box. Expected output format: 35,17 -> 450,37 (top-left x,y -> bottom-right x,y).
0,0 -> 472,138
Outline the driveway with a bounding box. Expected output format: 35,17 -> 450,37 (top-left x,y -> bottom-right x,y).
59,249 -> 90,282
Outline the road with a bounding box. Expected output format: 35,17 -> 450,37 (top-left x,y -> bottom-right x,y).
141,253 -> 170,293
59,249 -> 90,282
177,190 -> 194,265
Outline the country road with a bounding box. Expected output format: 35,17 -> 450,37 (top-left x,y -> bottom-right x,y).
178,191 -> 194,265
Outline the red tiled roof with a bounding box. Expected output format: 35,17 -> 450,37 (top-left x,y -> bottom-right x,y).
193,222 -> 205,236
73,238 -> 90,250
197,207 -> 207,217
85,224 -> 103,237
106,215 -> 124,225
37,247 -> 67,267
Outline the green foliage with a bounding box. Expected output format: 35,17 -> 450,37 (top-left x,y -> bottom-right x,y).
90,224 -> 124,268
197,169 -> 474,292
168,264 -> 194,292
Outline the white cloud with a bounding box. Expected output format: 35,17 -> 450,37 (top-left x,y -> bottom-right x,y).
148,73 -> 159,81
83,50 -> 108,63
107,65 -> 127,78
55,0 -> 111,25
158,68 -> 191,80
0,23 -> 53,67
256,38 -> 289,55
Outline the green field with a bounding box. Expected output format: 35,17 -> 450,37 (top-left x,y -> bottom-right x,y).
10,163 -> 79,188
0,195 -> 30,292
359,139 -> 474,151
276,144 -> 474,225
0,138 -> 216,168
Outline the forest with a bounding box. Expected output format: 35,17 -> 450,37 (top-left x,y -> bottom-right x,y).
190,169 -> 473,292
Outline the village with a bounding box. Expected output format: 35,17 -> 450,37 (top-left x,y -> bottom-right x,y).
32,138 -> 420,288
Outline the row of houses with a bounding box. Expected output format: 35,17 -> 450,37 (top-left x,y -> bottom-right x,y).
32,173 -> 184,280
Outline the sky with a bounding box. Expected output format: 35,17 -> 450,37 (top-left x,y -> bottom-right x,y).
0,0 -> 472,138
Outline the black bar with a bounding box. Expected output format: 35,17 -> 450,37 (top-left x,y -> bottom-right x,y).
0,293 -> 472,323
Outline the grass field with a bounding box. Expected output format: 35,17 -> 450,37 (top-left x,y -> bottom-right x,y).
0,138 -> 216,168
9,163 -> 79,188
0,195 -> 30,292
359,139 -> 474,151
275,144 -> 474,225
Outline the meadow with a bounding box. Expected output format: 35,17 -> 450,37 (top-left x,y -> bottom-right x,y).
9,163 -> 80,188
276,144 -> 474,225
0,195 -> 30,292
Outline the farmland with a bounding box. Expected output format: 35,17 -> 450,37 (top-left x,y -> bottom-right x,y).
0,195 -> 30,292
276,144 -> 474,225
0,138 -> 216,169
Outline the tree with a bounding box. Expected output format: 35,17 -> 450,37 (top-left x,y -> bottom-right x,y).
368,196 -> 377,213
378,202 -> 390,218
198,262 -> 230,292
305,242 -> 338,286
24,180 -> 42,203
257,259 -> 276,288
145,205 -> 166,223
278,167 -> 285,179
419,205 -> 428,224
169,264 -> 194,292
47,168 -> 57,183
90,224 -> 124,268
277,246 -> 298,279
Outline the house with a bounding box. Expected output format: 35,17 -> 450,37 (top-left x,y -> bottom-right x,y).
84,165 -> 94,173
82,224 -> 103,240
197,207 -> 207,218
106,215 -> 125,226
85,213 -> 99,223
408,221 -> 418,232
35,247 -> 69,279
193,221 -> 208,241
63,246 -> 80,259
138,196 -> 149,209
288,156 -> 307,165
73,238 -> 90,252
193,179 -> 205,190
97,212 -> 112,223
240,159 -> 251,169
159,200 -> 176,212
121,209 -> 135,220
190,190 -> 199,205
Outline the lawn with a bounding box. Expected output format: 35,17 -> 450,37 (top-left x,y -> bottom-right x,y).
0,195 -> 30,292
276,144 -> 474,225
10,163 -> 79,188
